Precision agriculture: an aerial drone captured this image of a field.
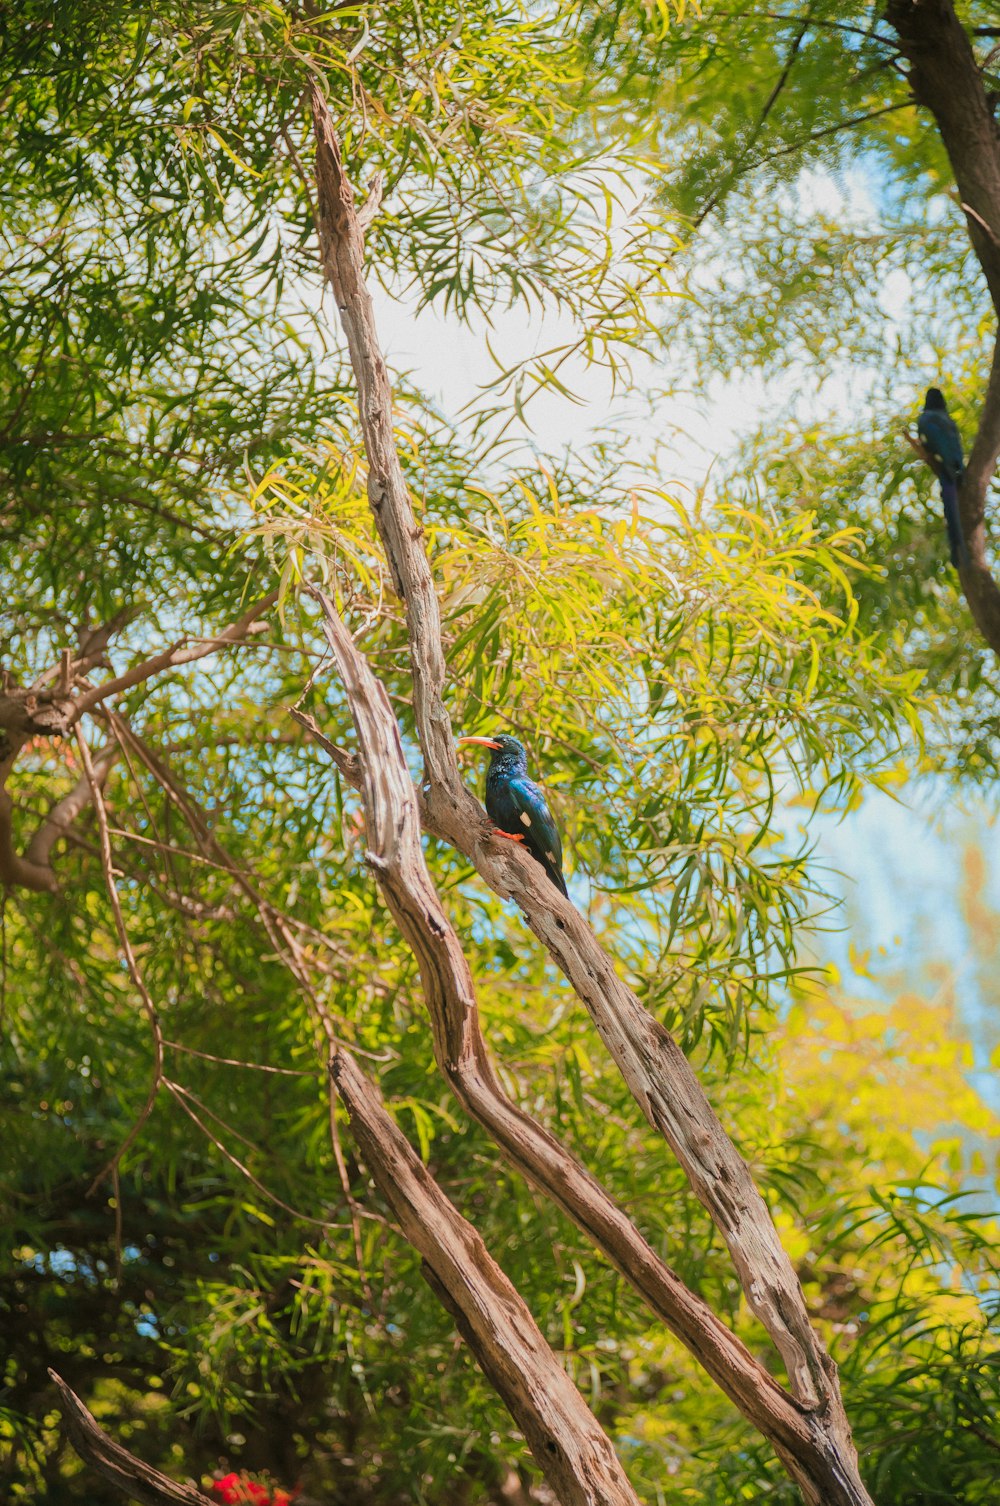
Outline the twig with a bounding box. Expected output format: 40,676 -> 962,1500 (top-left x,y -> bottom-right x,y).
163,1040 -> 317,1076
162,1077 -> 353,1231
78,729 -> 165,1197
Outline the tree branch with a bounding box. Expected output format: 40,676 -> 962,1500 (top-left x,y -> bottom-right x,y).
330,1048 -> 643,1506
307,86 -> 872,1505
48,1370 -> 216,1506
310,590 -> 858,1504
74,589 -> 278,718
0,594 -> 278,895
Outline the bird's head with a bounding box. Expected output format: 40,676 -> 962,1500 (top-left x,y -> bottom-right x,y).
457,733 -> 527,768
925,386 -> 948,412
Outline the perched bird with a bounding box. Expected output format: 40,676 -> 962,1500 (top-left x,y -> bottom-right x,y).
457,733 -> 568,897
917,387 -> 969,569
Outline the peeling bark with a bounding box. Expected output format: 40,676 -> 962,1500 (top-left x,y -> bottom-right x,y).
310,592 -> 868,1506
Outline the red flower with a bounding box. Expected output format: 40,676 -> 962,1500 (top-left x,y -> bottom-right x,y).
209,1476 -> 243,1505
207,1472 -> 296,1506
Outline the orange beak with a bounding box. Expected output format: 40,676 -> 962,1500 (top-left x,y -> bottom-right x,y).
457,735 -> 501,751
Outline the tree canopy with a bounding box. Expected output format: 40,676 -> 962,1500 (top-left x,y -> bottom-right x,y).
2,3 -> 998,1505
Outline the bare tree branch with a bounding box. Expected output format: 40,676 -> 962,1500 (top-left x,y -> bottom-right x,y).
74,589 -> 278,718
308,83 -> 873,1503
330,1048 -> 644,1506
48,1370 -> 216,1506
311,590 -> 860,1504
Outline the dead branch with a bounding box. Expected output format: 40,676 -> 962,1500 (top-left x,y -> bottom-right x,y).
311,590 -> 856,1504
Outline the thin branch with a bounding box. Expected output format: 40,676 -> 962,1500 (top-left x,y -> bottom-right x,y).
163,1040 -> 317,1076
74,589 -> 278,718
288,704 -> 361,782
745,99 -> 913,171
77,729 -> 165,1197
162,1077 -> 354,1232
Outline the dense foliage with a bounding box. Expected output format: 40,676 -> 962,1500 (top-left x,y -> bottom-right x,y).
2,3 -> 998,1503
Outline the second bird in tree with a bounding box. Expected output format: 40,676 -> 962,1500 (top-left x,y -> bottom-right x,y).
457,733 -> 568,898
917,386 -> 969,570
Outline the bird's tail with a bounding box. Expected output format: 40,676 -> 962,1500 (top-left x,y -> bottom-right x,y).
547,862 -> 569,899
939,477 -> 970,570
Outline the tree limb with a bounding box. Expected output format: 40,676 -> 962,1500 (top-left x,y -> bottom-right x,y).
74,589 -> 278,718
48,1370 -> 216,1506
330,1048 -> 643,1506
307,86 -> 872,1504
310,589 -> 860,1505
312,78 -> 829,1405
0,593 -> 278,895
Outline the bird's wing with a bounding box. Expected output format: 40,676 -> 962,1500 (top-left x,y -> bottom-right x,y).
918,412 -> 963,476
507,776 -> 563,871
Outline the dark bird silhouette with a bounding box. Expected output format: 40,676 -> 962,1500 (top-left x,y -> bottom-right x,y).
917,387 -> 969,569
458,733 -> 568,897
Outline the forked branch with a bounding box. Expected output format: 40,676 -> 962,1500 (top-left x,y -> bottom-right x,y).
308,85 -> 872,1505
331,1048 -> 643,1506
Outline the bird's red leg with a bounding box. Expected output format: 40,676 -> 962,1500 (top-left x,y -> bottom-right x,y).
491,829 -> 525,843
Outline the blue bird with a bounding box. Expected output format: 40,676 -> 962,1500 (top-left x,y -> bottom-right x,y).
458,733 -> 568,898
917,387 -> 969,569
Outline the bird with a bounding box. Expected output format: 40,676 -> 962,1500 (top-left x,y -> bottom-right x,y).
917,387 -> 969,569
457,733 -> 568,897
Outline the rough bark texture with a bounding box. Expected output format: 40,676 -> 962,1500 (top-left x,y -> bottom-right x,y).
314,592 -> 851,1501
330,1048 -> 643,1506
48,1371 -> 216,1506
309,86 -> 873,1506
886,0 -> 1000,651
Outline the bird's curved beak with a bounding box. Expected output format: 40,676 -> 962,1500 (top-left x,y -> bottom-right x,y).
457,735 -> 501,750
